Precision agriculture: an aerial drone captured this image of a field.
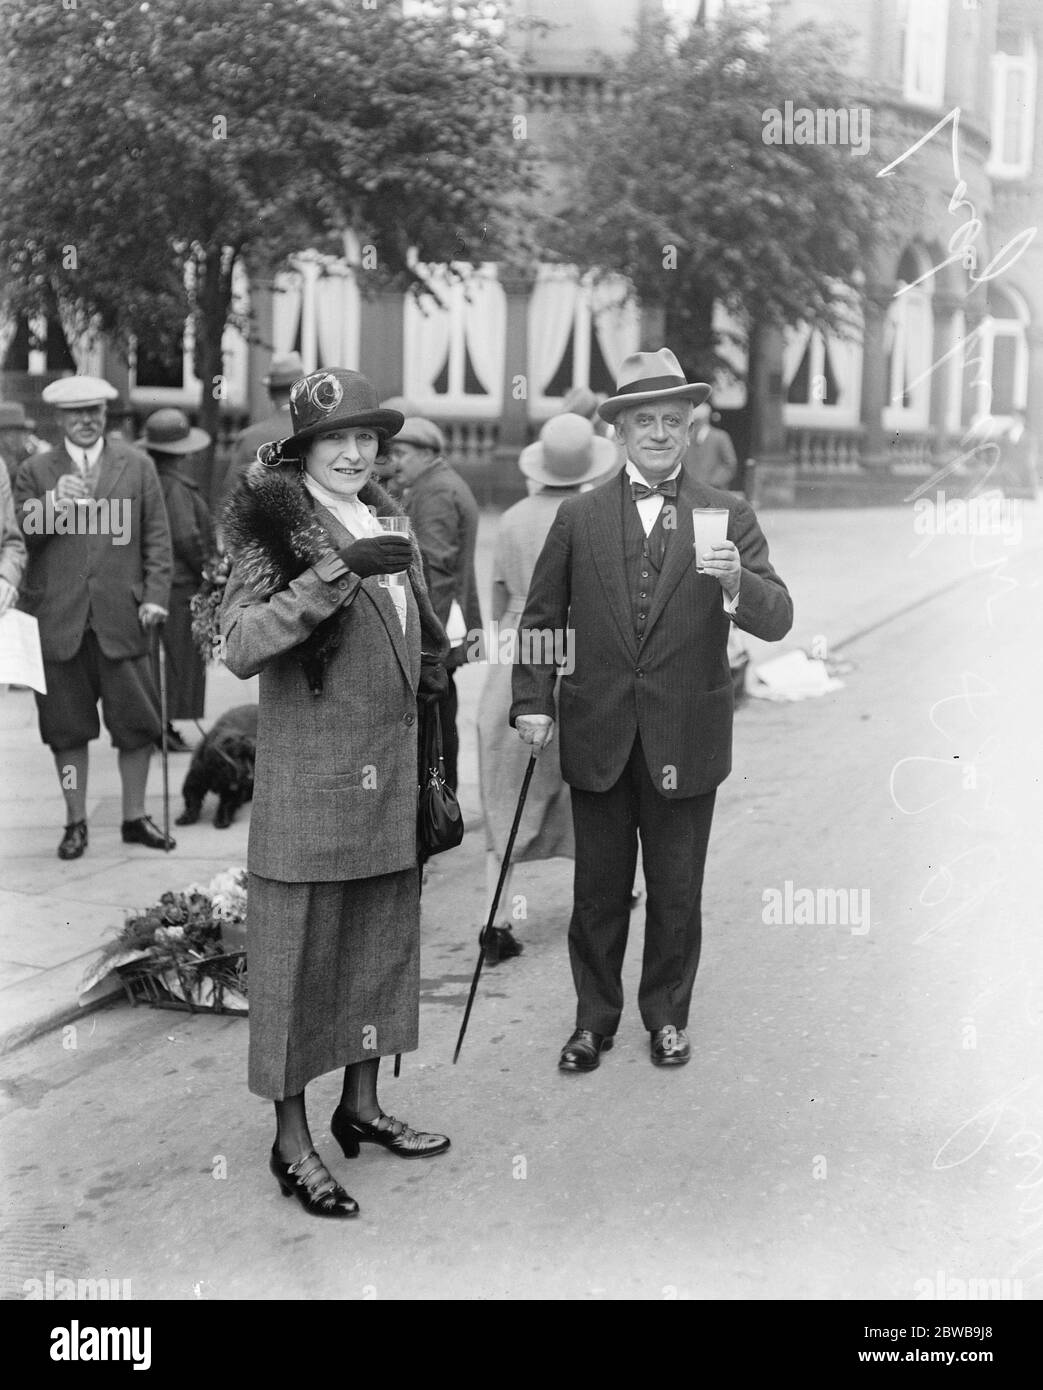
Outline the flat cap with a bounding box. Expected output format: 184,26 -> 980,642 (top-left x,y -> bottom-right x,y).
41,376 -> 119,409
395,417 -> 445,452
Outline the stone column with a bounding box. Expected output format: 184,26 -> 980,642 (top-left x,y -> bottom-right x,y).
859,286 -> 892,472
491,267 -> 535,506
747,322 -> 790,504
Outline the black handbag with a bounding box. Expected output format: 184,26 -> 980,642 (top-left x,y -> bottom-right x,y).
417,702 -> 464,858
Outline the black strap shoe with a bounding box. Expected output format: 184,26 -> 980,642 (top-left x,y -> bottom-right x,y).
650,1025 -> 690,1066
121,815 -> 176,851
270,1147 -> 359,1218
58,821 -> 88,860
558,1028 -> 614,1072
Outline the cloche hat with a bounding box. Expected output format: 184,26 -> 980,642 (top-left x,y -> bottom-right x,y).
259,368 -> 404,465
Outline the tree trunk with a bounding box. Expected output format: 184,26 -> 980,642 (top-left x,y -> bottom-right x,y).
192,244 -> 235,510
665,281 -> 715,383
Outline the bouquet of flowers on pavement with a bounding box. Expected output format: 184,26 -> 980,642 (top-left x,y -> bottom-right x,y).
80,867 -> 248,1011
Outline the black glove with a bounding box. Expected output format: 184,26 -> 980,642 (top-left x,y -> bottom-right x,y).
338,535 -> 412,579
418,652 -> 448,704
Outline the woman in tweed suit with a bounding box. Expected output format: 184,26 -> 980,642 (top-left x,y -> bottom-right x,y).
220,368 -> 451,1220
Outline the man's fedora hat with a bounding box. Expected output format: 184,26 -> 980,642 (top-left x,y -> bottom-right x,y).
260,368 -> 404,464
0,402 -> 34,430
395,417 -> 445,453
140,408 -> 211,456
41,376 -> 119,410
519,413 -> 619,488
597,349 -> 711,423
262,352 -> 305,389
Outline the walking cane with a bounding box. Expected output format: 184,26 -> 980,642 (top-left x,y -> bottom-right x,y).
453,750 -> 538,1064
154,625 -> 171,852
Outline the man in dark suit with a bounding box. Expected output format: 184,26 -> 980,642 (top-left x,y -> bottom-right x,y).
511,349 -> 792,1071
684,397 -> 738,489
15,376 -> 174,859
390,417 -> 482,792
219,351 -> 303,512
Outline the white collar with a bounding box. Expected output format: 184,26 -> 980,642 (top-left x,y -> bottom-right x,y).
624,459 -> 683,486
65,437 -> 104,470
302,473 -> 380,536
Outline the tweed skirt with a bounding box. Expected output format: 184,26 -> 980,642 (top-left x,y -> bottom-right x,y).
247,869 -> 420,1100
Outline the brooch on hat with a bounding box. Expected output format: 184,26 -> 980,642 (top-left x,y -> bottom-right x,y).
293,372 -> 344,414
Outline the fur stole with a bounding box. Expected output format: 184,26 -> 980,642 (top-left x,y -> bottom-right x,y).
222,460 -> 447,695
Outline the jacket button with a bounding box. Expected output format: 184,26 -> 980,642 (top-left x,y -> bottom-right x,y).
641,571 -> 649,579
635,668 -> 644,677
337,580 -> 349,590
403,712 -> 415,726
638,612 -> 646,620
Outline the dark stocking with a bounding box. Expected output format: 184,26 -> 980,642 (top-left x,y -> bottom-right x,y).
273,1092 -> 313,1162
338,1058 -> 381,1124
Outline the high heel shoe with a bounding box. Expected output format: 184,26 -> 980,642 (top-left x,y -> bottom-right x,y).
269,1146 -> 359,1218
331,1107 -> 450,1160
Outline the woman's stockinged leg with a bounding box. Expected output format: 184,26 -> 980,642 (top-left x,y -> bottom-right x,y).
273,1092 -> 313,1162
339,1057 -> 381,1124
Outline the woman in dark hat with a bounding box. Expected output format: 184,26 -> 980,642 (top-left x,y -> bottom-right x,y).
141,408 -> 214,753
219,368 -> 451,1219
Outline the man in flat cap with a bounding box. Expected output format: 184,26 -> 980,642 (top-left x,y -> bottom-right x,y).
219,351 -> 303,513
511,349 -> 793,1072
389,417 -> 482,792
15,375 -> 174,858
0,401 -> 41,490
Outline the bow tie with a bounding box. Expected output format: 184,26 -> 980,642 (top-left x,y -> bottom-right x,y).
630,477 -> 678,501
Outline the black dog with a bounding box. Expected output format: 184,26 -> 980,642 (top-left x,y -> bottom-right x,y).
175,705 -> 258,829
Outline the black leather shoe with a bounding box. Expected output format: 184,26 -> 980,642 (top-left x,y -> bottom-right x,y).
331,1108 -> 450,1160
58,821 -> 88,860
650,1025 -> 690,1066
483,924 -> 524,966
121,815 -> 176,850
269,1147 -> 359,1218
558,1028 -> 613,1072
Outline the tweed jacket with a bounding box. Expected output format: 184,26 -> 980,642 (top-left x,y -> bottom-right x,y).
15,438 -> 172,662
684,424 -> 739,489
403,460 -> 483,637
220,467 -> 447,882
0,462 -> 27,591
510,469 -> 793,798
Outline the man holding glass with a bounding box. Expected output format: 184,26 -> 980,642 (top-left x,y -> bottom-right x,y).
511,349 -> 793,1072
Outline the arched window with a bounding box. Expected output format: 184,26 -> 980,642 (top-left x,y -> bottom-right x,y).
883,247 -> 933,432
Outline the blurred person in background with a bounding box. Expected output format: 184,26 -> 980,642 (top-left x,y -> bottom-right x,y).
0,402 -> 41,488
476,414 -> 617,964
684,395 -> 738,489
389,417 -> 481,793
15,376 -> 174,859
140,409 -> 215,753
0,451 -> 27,619
219,352 -> 304,512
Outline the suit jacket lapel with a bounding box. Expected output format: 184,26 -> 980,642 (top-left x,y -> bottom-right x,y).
588,473 -> 637,660
313,503 -> 413,685
93,441 -> 128,501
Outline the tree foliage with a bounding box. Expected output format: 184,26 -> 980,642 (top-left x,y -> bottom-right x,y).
541,10 -> 908,382
0,0 -> 533,473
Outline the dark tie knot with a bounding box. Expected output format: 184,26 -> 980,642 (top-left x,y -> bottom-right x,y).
630,478 -> 678,501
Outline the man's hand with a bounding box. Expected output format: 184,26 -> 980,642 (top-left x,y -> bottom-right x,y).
697,540 -> 741,600
0,577 -> 17,618
516,714 -> 555,751
55,473 -> 90,501
138,603 -> 167,630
